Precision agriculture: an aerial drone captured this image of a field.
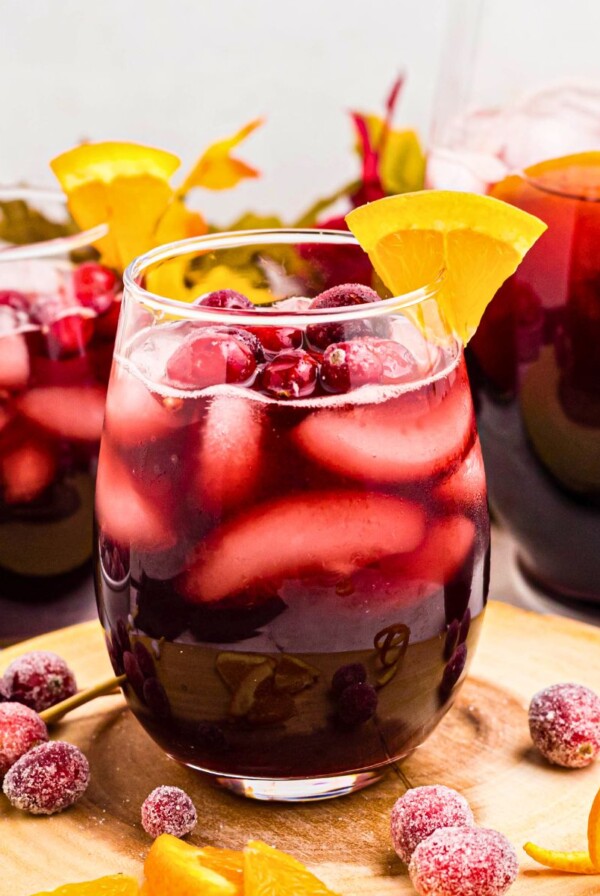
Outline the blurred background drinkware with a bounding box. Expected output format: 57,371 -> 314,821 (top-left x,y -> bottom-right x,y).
427,0 -> 600,603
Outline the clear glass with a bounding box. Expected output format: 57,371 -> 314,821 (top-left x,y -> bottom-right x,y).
0,187 -> 120,605
428,0 -> 600,604
95,229 -> 490,801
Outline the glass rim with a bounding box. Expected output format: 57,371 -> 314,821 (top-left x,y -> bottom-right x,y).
0,185 -> 109,262
123,228 -> 446,328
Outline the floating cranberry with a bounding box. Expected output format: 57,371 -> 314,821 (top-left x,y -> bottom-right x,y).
306,283 -> 380,350
390,785 -> 475,864
439,643 -> 467,700
369,339 -> 417,384
336,682 -> 378,726
141,785 -> 197,839
133,641 -> 156,680
3,740 -> 90,815
45,314 -> 94,359
331,663 -> 367,699
195,289 -> 253,310
320,341 -> 383,393
166,332 -> 257,389
143,677 -> 172,719
0,703 -> 48,779
2,650 -> 77,712
528,682 -> 600,768
73,262 -> 118,315
249,325 -> 303,355
202,325 -> 265,362
0,290 -> 29,313
261,349 -> 318,399
408,826 -> 518,896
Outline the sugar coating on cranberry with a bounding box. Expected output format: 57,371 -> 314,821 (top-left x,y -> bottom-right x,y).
390,785 -> 475,864
202,325 -> 265,362
261,349 -> 318,399
310,283 -> 380,310
408,826 -> 518,896
321,341 -> 383,393
166,332 -> 257,389
196,289 -> 253,310
336,682 -> 378,725
306,283 -> 380,350
0,703 -> 48,779
2,651 -> 77,712
3,740 -> 90,815
141,785 -> 197,838
528,682 -> 600,768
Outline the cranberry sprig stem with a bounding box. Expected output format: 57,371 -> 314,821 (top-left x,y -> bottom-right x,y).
39,674 -> 126,724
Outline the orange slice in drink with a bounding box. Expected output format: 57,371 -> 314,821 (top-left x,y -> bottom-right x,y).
244,840 -> 340,896
346,190 -> 547,343
30,875 -> 140,895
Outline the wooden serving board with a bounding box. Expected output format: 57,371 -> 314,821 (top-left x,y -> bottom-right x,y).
1,601 -> 599,896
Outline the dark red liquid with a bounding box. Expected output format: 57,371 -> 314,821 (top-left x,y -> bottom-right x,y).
95,336 -> 489,780
470,161 -> 600,600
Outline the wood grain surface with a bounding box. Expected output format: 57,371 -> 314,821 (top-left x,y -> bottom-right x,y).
1,601 -> 599,895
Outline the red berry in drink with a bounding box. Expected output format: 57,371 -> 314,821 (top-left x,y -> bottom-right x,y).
528,682 -> 600,768
0,290 -> 29,313
390,785 -> 474,864
336,682 -> 378,725
195,289 -> 253,310
73,261 -> 118,315
2,740 -> 90,815
331,663 -> 367,698
203,325 -> 265,362
369,338 -> 418,384
307,283 -> 380,350
2,650 -> 77,712
249,325 -> 303,355
0,703 -> 48,779
408,826 -> 518,896
46,314 -> 94,359
141,785 -> 197,838
320,341 -> 383,393
166,332 -> 257,389
261,349 -> 318,399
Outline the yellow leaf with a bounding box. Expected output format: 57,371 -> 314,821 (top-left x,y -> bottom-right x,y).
145,199 -> 209,300
180,119 -> 263,193
360,115 -> 425,194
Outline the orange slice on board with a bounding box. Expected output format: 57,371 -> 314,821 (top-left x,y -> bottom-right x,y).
244,840 -> 340,896
346,190 -> 546,344
143,834 -> 240,896
30,875 -> 140,895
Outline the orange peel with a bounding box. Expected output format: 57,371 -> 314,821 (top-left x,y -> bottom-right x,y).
524,785 -> 600,875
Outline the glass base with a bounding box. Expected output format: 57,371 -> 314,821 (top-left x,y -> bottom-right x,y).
206,769 -> 385,802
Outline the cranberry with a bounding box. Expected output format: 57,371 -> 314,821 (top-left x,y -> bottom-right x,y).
390,785 -> 474,864
0,290 -> 29,313
528,682 -> 600,768
202,325 -> 265,362
2,740 -> 90,815
133,641 -> 156,680
73,262 -> 118,315
336,682 -> 378,726
166,332 -> 257,389
249,325 -> 303,355
261,349 -> 318,399
408,826 -> 518,896
320,341 -> 383,393
46,314 -> 94,359
2,651 -> 77,712
439,643 -> 468,700
143,677 -> 171,718
141,785 -> 197,839
369,338 -> 417,383
331,663 -> 367,698
306,283 -> 380,350
0,704 -> 48,779
123,650 -> 146,703
195,289 -> 253,310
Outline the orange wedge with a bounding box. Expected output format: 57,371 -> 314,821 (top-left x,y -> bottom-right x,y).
244,840 -> 340,896
51,142 -> 180,271
346,190 -> 546,344
144,834 -> 240,896
30,875 -> 140,895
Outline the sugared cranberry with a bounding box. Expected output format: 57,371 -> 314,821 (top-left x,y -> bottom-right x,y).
0,704 -> 48,779
249,325 -> 303,355
3,740 -> 90,815
336,682 -> 378,726
195,289 -> 253,310
306,283 -> 380,350
390,785 -> 475,864
408,826 -> 518,896
528,682 -> 600,768
166,332 -> 257,389
0,290 -> 29,313
202,325 -> 265,362
141,785 -> 197,839
331,663 -> 367,699
369,338 -> 417,384
261,349 -> 318,399
320,341 -> 383,393
73,262 -> 118,315
2,651 -> 77,712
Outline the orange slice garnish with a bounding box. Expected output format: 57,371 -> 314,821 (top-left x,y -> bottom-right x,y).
346,190 -> 546,344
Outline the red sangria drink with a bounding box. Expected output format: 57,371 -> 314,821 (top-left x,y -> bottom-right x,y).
95,230 -> 490,800
0,189 -> 121,598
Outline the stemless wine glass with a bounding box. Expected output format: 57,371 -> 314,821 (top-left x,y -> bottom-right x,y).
0,187 -> 119,610
95,229 -> 489,801
428,0 -> 600,604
